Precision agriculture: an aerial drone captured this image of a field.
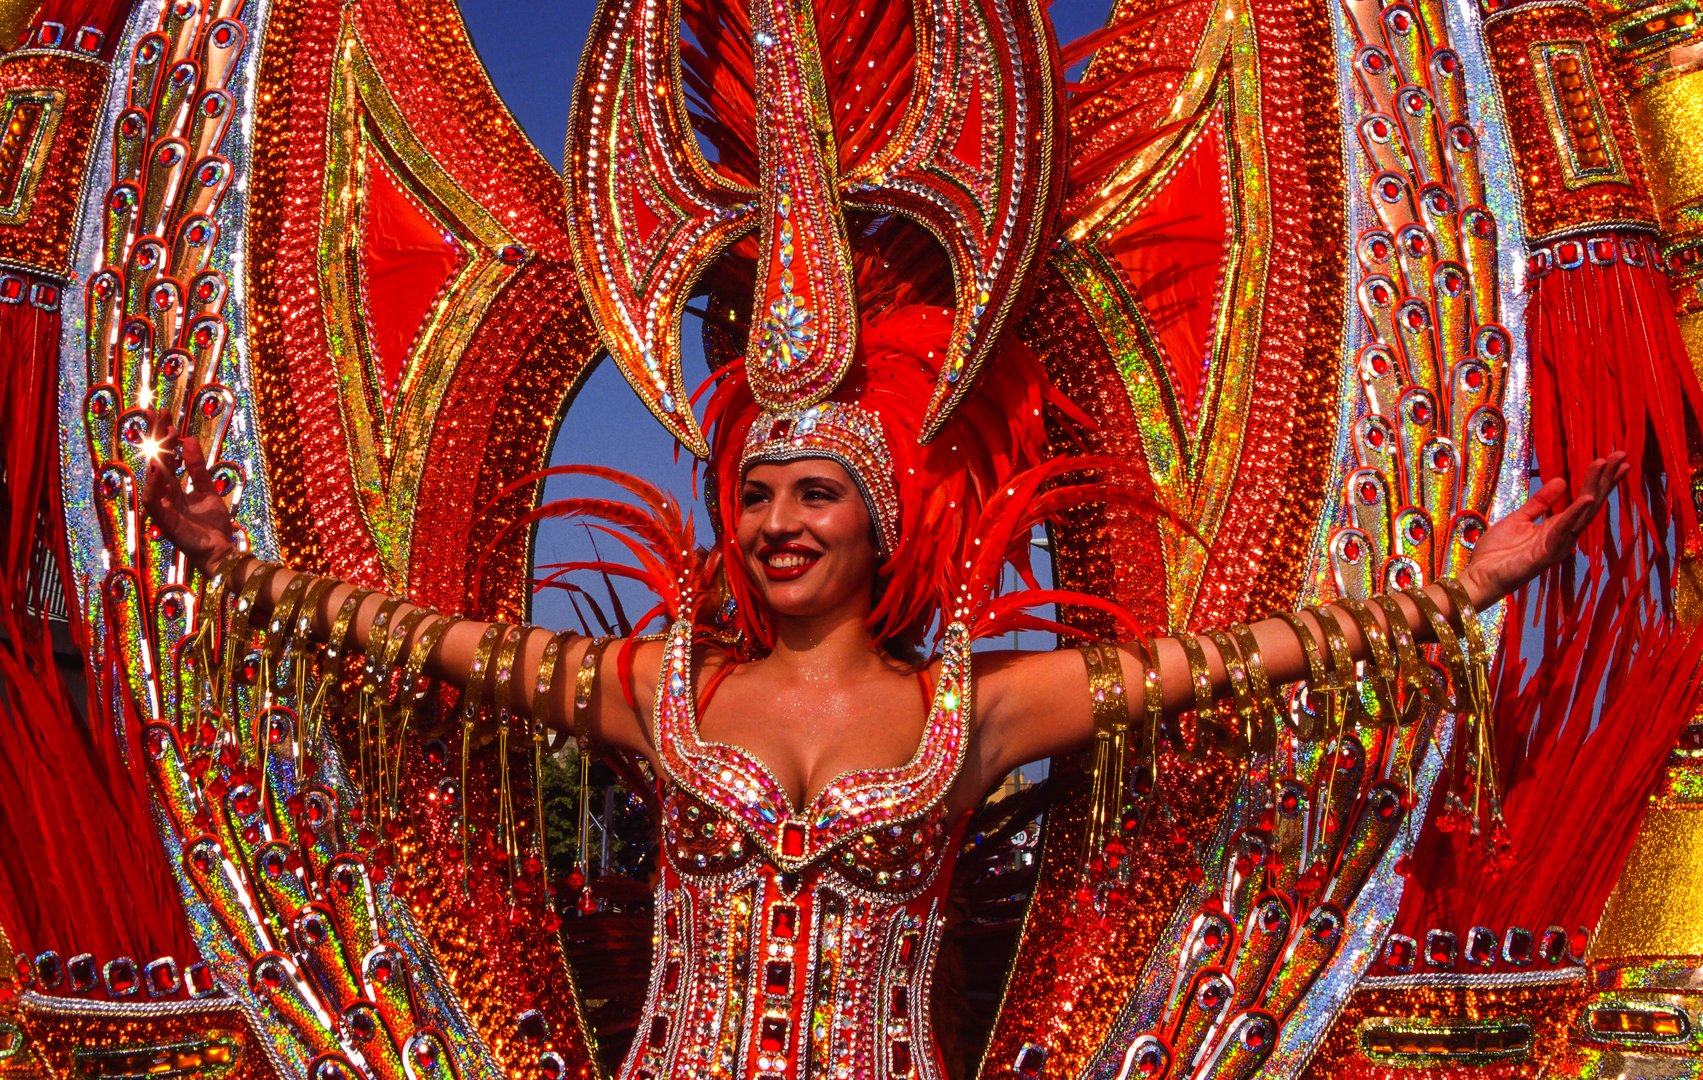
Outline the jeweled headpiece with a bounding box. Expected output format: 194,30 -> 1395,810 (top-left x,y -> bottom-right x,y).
740,402 -> 901,556
567,0 -> 1063,649
565,0 -> 1059,456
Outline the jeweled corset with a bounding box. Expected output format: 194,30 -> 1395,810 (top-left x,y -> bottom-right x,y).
619,621 -> 973,1080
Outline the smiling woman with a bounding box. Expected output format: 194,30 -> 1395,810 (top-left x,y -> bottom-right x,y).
143,305 -> 1622,1080
123,0 -> 1660,1077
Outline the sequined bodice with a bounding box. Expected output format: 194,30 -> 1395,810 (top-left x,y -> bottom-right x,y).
620,621 -> 973,1080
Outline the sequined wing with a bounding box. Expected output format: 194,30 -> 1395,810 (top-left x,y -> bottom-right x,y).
57,1 -> 609,1077
977,0 -> 1529,1075
565,0 -> 1063,452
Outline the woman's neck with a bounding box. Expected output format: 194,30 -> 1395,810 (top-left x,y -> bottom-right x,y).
767,605 -> 885,678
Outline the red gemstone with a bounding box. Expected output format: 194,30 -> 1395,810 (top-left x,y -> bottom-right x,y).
663,959 -> 681,994
898,932 -> 918,965
770,904 -> 797,938
759,1017 -> 787,1054
891,985 -> 909,1019
780,822 -> 806,858
648,1017 -> 668,1049
763,960 -> 791,996
892,1040 -> 912,1075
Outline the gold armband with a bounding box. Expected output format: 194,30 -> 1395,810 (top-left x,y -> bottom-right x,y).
325,587 -> 376,665
1133,637 -> 1163,758
1304,605 -> 1355,690
227,561 -> 279,654
1228,622 -> 1289,746
1277,611 -> 1328,688
1080,642 -> 1131,745
1401,585 -> 1468,708
399,615 -> 453,705
1174,633 -> 1219,755
532,631 -> 574,734
574,636 -> 614,751
1207,630 -> 1261,752
1374,594 -> 1433,720
1340,599 -> 1398,727
262,573 -> 312,667
1079,642 -> 1131,877
1435,578 -> 1488,663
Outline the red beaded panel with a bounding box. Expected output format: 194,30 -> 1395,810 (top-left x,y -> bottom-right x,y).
1299,981 -> 1589,1079
7,997 -> 274,1080
0,51 -> 108,276
979,0 -> 1347,1071
1483,1 -> 1658,243
246,0 -> 596,606
244,0 -> 600,1074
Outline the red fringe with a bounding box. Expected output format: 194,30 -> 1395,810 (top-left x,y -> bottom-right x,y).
1526,248 -> 1702,580
1406,240 -> 1703,956
1393,566 -> 1703,961
0,299 -> 198,979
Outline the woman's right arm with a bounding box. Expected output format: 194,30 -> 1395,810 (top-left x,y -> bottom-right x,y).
141,424 -> 657,758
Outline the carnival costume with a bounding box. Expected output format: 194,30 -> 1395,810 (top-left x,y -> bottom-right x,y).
4,0 -> 1703,1077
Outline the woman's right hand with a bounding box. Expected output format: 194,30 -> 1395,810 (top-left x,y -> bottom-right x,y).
139,414 -> 239,574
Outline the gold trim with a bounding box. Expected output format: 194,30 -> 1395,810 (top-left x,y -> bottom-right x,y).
1528,40 -> 1632,190
1051,0 -> 1276,628
0,87 -> 63,226
318,19 -> 523,589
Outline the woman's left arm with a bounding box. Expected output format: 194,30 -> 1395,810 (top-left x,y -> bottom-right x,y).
971,454 -> 1627,781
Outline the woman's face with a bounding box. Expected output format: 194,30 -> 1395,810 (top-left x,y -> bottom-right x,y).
737,458 -> 881,621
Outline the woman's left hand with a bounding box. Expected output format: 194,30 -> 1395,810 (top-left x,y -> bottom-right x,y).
1458,452 -> 1629,607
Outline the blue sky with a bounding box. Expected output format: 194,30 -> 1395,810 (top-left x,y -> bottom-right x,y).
457,2 -> 1110,627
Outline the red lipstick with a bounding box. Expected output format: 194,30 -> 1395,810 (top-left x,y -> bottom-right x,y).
758,542 -> 820,582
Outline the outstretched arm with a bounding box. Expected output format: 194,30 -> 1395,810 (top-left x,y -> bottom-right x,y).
966,455 -> 1628,790
139,420 -> 658,759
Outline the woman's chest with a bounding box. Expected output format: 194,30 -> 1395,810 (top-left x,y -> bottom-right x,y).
653,622 -> 974,876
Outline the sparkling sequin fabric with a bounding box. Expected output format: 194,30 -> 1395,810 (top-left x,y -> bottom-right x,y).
625,620 -> 973,1080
